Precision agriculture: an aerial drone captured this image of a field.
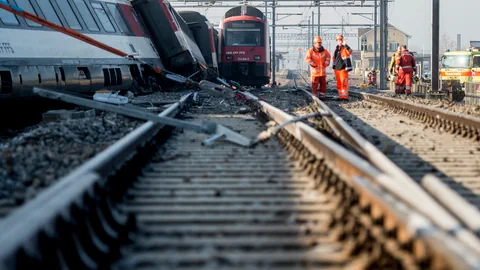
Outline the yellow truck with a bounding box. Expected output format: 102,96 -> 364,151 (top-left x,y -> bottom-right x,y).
440,50 -> 473,90
472,49 -> 480,83
440,42 -> 480,89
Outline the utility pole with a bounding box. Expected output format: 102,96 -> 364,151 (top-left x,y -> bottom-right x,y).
307,16 -> 311,76
457,34 -> 461,51
384,0 -> 388,73
432,0 -> 439,91
374,0 -> 378,73
312,11 -> 314,42
272,2 -> 276,85
379,0 -> 388,89
341,17 -> 344,35
317,4 -> 320,36
264,0 -> 267,18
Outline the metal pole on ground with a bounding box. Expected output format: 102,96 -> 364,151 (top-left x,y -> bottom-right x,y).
432,0 -> 440,91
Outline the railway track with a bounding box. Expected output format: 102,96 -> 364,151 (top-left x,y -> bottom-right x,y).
0,87 -> 479,269
293,70 -> 480,236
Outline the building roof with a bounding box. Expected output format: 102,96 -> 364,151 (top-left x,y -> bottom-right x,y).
358,23 -> 412,38
358,28 -> 371,37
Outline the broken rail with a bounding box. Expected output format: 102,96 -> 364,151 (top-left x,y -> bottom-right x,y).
293,79 -> 480,254
33,87 -> 253,147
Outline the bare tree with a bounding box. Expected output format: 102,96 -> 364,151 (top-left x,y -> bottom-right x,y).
441,33 -> 457,52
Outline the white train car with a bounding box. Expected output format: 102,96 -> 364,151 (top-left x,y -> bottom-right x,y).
0,0 -> 162,99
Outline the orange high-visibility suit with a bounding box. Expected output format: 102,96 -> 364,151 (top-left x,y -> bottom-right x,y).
332,44 -> 353,100
395,49 -> 417,95
305,47 -> 331,96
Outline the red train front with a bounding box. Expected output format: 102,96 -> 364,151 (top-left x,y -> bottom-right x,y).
219,5 -> 270,88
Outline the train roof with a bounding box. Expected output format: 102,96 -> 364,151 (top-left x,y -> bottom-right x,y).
224,5 -> 264,20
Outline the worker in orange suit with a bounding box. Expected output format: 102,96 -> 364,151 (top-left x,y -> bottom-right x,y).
332,34 -> 353,101
395,45 -> 417,95
304,36 -> 331,99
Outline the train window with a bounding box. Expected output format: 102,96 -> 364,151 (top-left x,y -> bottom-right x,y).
91,2 -> 115,33
131,9 -> 147,35
38,74 -> 41,84
0,0 -> 19,25
36,0 -> 62,26
0,71 -> 13,94
103,69 -> 110,86
55,0 -> 82,30
59,67 -> 65,82
224,21 -> 264,47
77,67 -> 91,80
474,57 -> 480,68
109,68 -> 116,85
115,68 -> 122,85
72,0 -> 99,32
106,3 -> 130,34
14,0 -> 42,27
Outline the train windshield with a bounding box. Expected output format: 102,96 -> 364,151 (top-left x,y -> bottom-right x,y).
441,55 -> 472,69
473,56 -> 480,68
224,21 -> 264,46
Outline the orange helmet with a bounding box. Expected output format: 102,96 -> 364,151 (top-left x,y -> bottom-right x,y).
336,34 -> 344,41
313,36 -> 322,43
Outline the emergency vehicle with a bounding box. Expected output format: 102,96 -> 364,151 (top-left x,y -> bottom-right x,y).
440,41 -> 480,88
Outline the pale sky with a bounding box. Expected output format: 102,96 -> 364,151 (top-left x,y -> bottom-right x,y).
389,0 -> 480,53
171,0 -> 479,63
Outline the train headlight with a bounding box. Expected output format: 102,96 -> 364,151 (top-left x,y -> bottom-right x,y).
254,55 -> 261,60
226,55 -> 233,60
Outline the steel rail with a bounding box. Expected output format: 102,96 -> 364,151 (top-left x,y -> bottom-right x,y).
240,90 -> 480,268
0,93 -> 193,268
0,87 -> 478,268
292,71 -> 480,253
346,90 -> 480,233
350,91 -> 480,141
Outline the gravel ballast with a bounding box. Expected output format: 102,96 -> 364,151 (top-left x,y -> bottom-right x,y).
0,112 -> 142,216
0,90 -> 197,217
0,87 -> 314,217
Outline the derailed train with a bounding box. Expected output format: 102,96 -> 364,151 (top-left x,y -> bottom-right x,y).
0,0 -> 268,101
0,0 -> 159,100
